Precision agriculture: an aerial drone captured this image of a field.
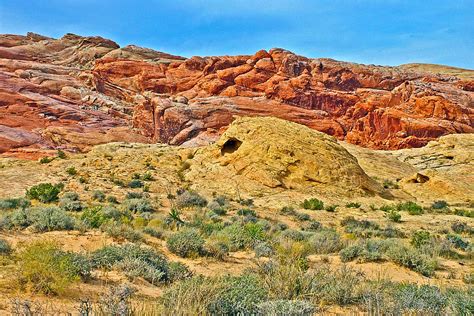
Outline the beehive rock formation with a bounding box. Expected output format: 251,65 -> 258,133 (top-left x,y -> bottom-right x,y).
185,116 -> 385,197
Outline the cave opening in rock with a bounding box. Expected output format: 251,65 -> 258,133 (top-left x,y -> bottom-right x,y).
221,138 -> 242,155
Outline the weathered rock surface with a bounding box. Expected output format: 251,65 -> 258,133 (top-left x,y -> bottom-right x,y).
1,32 -> 473,158
185,116 -> 386,198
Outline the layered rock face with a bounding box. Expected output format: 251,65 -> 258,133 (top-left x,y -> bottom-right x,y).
1,32 -> 473,158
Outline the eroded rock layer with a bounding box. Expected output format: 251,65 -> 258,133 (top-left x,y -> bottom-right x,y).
1,32 -> 473,158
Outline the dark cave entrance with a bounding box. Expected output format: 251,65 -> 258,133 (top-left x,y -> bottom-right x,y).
221,138 -> 242,155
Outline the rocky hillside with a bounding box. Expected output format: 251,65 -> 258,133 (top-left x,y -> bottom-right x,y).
1,32 -> 473,158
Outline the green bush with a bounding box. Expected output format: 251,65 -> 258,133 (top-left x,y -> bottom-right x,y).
397,201 -> 423,215
345,202 -> 361,208
26,183 -> 62,203
295,212 -> 310,221
39,156 -> 54,164
16,241 -> 88,294
256,300 -> 315,316
0,238 -> 12,255
253,241 -> 273,258
106,195 -> 118,204
340,216 -> 404,238
175,190 -> 207,208
0,198 -> 30,210
142,172 -> 154,181
301,198 -> 324,210
411,231 -> 432,248
167,229 -> 205,257
204,235 -> 229,260
325,205 -> 337,212
391,283 -> 447,315
280,229 -> 306,242
339,239 -> 392,263
29,207 -> 75,232
211,222 -> 266,251
451,221 -> 472,234
65,166 -> 77,176
308,229 -> 344,254
453,208 -> 474,218
387,210 -> 401,222
80,206 -> 124,228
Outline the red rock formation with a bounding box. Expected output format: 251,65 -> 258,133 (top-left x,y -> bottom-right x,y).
0,33 -> 473,158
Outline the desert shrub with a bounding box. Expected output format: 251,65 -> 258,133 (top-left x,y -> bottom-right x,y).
143,227 -> 163,238
432,200 -> 448,210
411,231 -> 432,248
295,212 -> 310,221
59,192 -> 83,212
256,300 -> 315,316
39,156 -> 54,164
168,262 -> 193,282
142,172 -> 153,181
280,206 -> 297,216
397,201 -> 423,215
204,235 -> 229,260
446,234 -> 469,250
325,205 -> 337,212
81,206 -> 112,228
308,229 -> 344,254
16,241 -> 88,295
446,288 -> 474,315
56,150 -> 66,159
167,229 -> 205,257
0,198 -> 30,210
65,166 -> 77,176
379,204 -> 395,212
451,221 -> 472,234
175,190 -> 207,208
301,198 -> 324,210
128,179 -> 143,188
239,198 -> 254,207
341,216 -> 403,238
254,241 -> 273,258
390,283 -> 447,315
207,201 -> 227,215
115,257 -> 165,284
237,208 -> 256,217
211,222 -> 266,251
310,265 -> 364,306
29,207 -> 75,232
386,244 -> 438,277
280,229 -> 306,242
103,223 -> 143,242
2,208 -> 31,229
92,190 -> 106,202
96,284 -> 136,316
303,220 -> 323,232
106,195 -> 118,204
207,274 -> 267,315
26,183 -> 62,203
123,198 -> 153,213
91,244 -> 168,282
0,238 -> 12,255
126,191 -> 144,199
345,202 -> 361,208
382,179 -> 399,189
454,208 -> 474,218
161,276 -> 225,314
340,239 -> 392,263
387,210 -> 401,222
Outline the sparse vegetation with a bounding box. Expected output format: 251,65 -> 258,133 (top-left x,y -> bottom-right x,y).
167,229 -> 205,257
301,198 -> 324,210
26,183 -> 63,203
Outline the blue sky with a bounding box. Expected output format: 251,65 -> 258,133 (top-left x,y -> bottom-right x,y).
1,0 -> 473,68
